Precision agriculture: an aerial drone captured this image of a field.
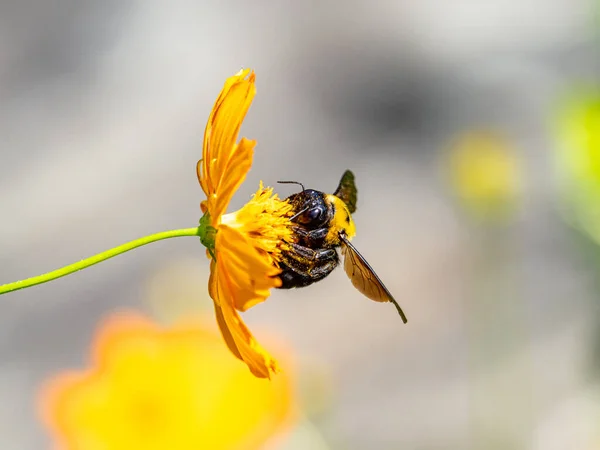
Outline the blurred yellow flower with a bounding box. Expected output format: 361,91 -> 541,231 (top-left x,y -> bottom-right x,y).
39,312 -> 295,450
555,93 -> 600,241
446,131 -> 521,221
196,69 -> 295,379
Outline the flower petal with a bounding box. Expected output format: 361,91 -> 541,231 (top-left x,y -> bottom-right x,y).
91,312 -> 156,368
197,69 -> 257,223
213,271 -> 280,379
210,226 -> 282,378
39,311 -> 295,449
217,223 -> 281,312
210,261 -> 243,361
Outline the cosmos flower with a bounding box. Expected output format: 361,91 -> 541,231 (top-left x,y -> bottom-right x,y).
39,311 -> 295,450
446,130 -> 521,222
196,69 -> 295,378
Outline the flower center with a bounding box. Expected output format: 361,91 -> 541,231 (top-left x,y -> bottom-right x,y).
220,184 -> 294,262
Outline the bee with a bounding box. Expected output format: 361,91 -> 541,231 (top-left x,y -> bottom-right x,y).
277,170 -> 407,323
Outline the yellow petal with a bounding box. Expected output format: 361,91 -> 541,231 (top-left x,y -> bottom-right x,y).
210,261 -> 243,361
197,69 -> 257,223
213,273 -> 280,379
39,312 -> 295,449
216,223 -> 281,312
210,228 -> 281,378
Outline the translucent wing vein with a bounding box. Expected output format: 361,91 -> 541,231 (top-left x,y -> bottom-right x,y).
341,236 -> 407,323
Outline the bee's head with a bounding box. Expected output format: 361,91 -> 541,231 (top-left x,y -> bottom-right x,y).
286,189 -> 331,229
278,170 -> 358,241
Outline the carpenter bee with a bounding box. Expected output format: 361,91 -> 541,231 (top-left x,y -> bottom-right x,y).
277,170 -> 407,323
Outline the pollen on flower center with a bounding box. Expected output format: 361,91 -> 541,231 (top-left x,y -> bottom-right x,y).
220,183 -> 295,261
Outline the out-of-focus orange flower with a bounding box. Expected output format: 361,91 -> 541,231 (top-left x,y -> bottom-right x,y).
196,69 -> 295,378
446,130 -> 521,222
39,311 -> 295,450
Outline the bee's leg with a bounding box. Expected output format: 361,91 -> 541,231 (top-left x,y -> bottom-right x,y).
278,243 -> 336,277
286,243 -> 336,262
308,258 -> 339,277
278,250 -> 339,289
290,226 -> 329,247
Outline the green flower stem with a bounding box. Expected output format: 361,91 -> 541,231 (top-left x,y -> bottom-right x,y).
0,227 -> 201,295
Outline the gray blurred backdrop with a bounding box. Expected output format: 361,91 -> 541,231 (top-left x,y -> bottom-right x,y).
1,1 -> 599,449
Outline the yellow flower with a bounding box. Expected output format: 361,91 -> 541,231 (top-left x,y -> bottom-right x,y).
446,130 -> 521,222
196,69 -> 295,378
39,312 -> 295,450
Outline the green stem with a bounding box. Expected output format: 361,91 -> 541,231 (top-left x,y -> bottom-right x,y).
0,227 -> 201,295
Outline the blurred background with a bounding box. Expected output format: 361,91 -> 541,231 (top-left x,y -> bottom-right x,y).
1,0 -> 599,448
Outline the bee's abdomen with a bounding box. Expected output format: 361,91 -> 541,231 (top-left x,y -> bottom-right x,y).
278,259 -> 339,289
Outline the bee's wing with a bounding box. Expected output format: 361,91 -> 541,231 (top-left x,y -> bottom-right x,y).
340,235 -> 407,323
333,170 -> 357,213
